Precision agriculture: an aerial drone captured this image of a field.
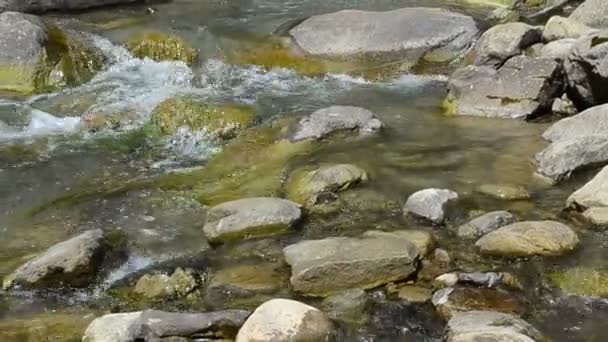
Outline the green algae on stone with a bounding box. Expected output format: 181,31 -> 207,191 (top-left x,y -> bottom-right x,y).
150,97 -> 256,139
550,267 -> 608,298
126,31 -> 197,65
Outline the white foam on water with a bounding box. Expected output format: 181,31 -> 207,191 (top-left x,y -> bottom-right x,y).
0,108 -> 81,143
101,254 -> 154,288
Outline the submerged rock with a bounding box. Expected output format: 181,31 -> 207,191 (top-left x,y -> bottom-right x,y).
203,197 -> 302,244
283,231 -> 420,296
289,7 -> 478,67
286,163 -> 368,206
393,285 -> 433,304
456,211 -> 516,239
476,220 -> 579,257
564,31 -> 608,108
445,310 -> 546,342
432,287 -> 524,320
0,0 -> 138,13
236,299 -> 333,342
473,22 -> 542,67
403,188 -> 458,224
3,229 -> 107,289
126,31 -> 197,65
445,56 -> 564,119
150,96 -> 255,139
362,230 -> 435,257
321,289 -> 369,323
566,165 -> 608,209
477,184 -> 530,200
133,268 -> 200,300
550,267 -> 608,298
83,309 -> 250,342
569,0 -> 608,29
290,106 -> 383,142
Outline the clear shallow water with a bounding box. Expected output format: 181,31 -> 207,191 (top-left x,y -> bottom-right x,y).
1,0 -> 607,341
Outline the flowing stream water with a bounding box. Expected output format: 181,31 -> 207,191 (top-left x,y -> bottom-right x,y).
0,0 -> 607,341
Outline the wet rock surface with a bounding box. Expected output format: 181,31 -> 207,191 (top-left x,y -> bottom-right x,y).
403,188 -> 458,224
445,310 -> 546,342
289,106 -> 383,141
432,287 -> 525,320
456,210 -> 516,239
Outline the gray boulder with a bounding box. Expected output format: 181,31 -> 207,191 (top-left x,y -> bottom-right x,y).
290,106 -> 383,141
289,7 -> 478,67
83,309 -> 250,342
202,197 -> 302,244
404,188 -> 458,224
540,38 -> 577,61
476,221 -> 579,257
456,211 -> 516,239
570,0 -> 608,29
551,93 -> 578,116
445,310 -> 546,342
445,56 -> 564,119
543,104 -> 608,142
0,0 -> 137,13
3,229 -> 107,289
283,231 -> 420,296
535,135 -> 608,183
543,16 -> 597,42
566,165 -> 608,209
474,22 -> 542,67
564,31 -> 608,108
236,299 -> 333,342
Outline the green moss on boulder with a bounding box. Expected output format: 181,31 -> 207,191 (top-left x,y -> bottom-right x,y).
150,97 -> 256,139
126,31 -> 197,65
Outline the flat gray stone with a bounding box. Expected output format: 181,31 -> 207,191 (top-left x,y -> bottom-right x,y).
474,22 -> 542,67
457,211 -> 516,239
289,7 -> 478,66
543,104 -> 608,142
203,197 -> 302,243
290,106 -> 383,141
404,188 -> 458,224
283,232 -> 419,296
476,220 -> 579,257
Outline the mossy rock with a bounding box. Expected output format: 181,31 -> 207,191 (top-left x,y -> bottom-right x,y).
550,267 -> 608,298
150,96 -> 256,139
126,31 -> 197,65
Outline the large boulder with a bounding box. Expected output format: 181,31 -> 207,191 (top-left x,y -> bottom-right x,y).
403,188 -> 458,224
203,197 -> 302,244
0,0 -> 137,13
288,7 -> 479,67
569,0 -> 608,29
3,229 -> 107,289
445,310 -> 546,342
456,211 -> 516,240
283,231 -> 420,296
475,221 -> 579,257
473,22 -> 542,67
445,56 -> 564,119
236,299 -> 333,342
564,31 -> 608,108
83,309 -> 250,342
542,16 -> 597,42
286,163 -> 368,206
566,164 -> 608,209
0,12 -> 104,94
289,106 -> 383,142
535,135 -> 608,183
543,104 -> 608,142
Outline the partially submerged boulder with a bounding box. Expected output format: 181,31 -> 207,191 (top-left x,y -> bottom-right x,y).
126,31 -> 197,65
150,96 -> 255,139
283,231 -> 420,296
403,188 -> 458,224
475,220 -> 579,257
445,56 -> 564,119
236,299 -> 333,342
3,229 -> 107,289
456,211 -> 516,239
83,309 -> 250,342
289,7 -> 479,68
286,163 -> 368,206
290,106 -> 383,141
202,197 -> 302,244
445,310 -> 546,342
473,22 -> 542,67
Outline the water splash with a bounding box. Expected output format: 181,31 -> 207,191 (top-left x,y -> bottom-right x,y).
0,106 -> 80,143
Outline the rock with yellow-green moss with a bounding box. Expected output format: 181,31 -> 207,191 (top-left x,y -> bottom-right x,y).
150,96 -> 255,139
0,12 -> 105,95
126,31 -> 197,65
550,267 -> 608,298
286,164 -> 368,206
